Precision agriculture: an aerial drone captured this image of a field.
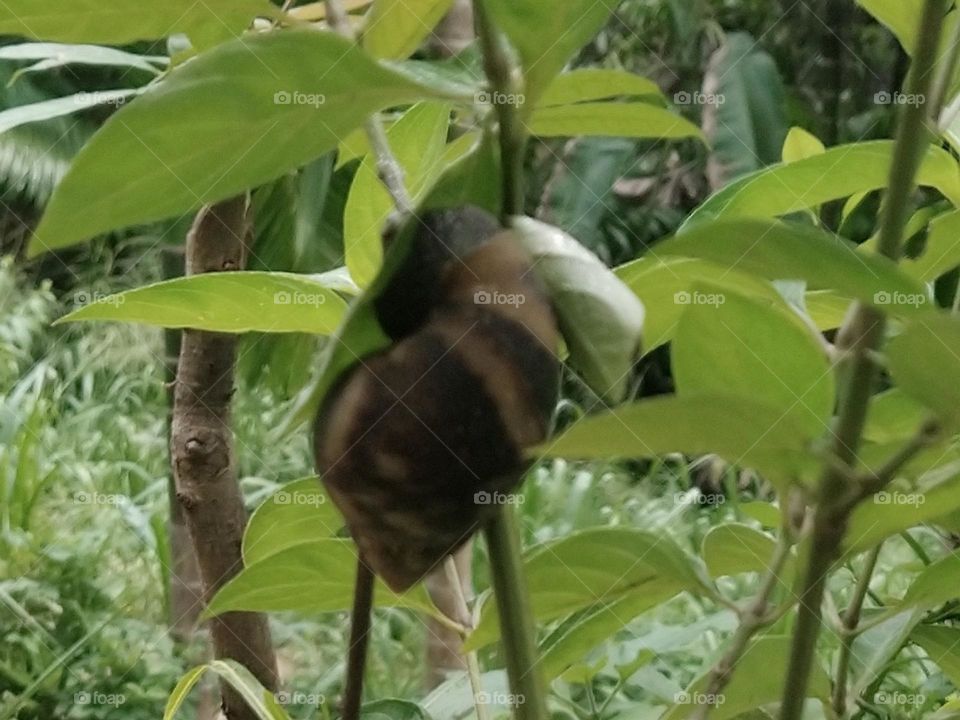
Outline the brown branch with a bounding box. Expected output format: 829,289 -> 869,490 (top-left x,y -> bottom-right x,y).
171,196 -> 279,720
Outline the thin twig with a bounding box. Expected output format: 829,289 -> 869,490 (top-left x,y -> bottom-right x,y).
691,534 -> 795,720
444,557 -> 490,720
778,3 -> 951,719
832,544 -> 882,717
856,419 -> 941,497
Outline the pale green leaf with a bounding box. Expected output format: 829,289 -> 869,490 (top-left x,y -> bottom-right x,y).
888,315 -> 960,424
55,272 -> 348,334
31,31 -> 453,255
537,69 -> 663,107
913,625 -> 960,686
363,0 -> 455,59
0,90 -> 138,136
904,208 -> 960,282
782,126 -> 825,164
529,102 -> 703,140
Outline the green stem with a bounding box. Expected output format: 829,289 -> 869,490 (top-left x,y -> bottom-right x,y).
444,557 -> 490,720
778,3 -> 948,719
484,506 -> 548,720
832,545 -> 882,717
473,0 -> 527,221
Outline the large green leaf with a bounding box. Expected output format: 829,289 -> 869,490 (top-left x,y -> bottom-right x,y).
529,102 -> 702,140
682,141 -> 960,229
702,32 -> 788,185
904,209 -> 960,282
466,528 -> 712,651
55,272 -> 347,334
913,625 -> 960,687
673,284 -> 834,436
615,257 -> 788,350
537,394 -> 816,485
242,478 -> 344,566
657,219 -> 928,312
206,540 -> 438,618
344,102 -> 453,288
486,0 -> 616,102
897,553 -> 960,612
662,635 -> 830,719
31,31 -> 456,256
537,69 -> 663,107
0,0 -> 275,46
512,218 -> 644,402
363,0 -> 455,59
888,315 -> 960,425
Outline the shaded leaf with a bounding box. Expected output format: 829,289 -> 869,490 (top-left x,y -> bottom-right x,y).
529,102 -> 702,140
537,69 -> 663,107
888,315 -> 960,425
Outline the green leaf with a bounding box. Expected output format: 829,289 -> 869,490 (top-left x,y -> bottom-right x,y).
486,0 -> 615,102
913,625 -> 960,686
0,43 -> 166,74
898,553 -> 960,612
663,635 -> 829,719
904,209 -> 960,282
31,31 -> 452,256
863,389 -> 929,444
242,478 -> 344,566
845,456 -> 960,556
658,219 -> 929,313
165,661 -> 289,720
888,315 -> 960,425
703,32 -> 788,185
363,0 -> 455,59
164,666 -> 208,720
55,272 -> 348,334
0,0 -> 275,46
682,141 -> 960,229
0,90 -> 138,135
529,102 -> 703,140
702,525 -> 793,584
615,257 -> 786,351
537,69 -> 663,107
538,394 -> 815,488
782,127 -> 825,164
512,218 -> 644,402
344,102 -> 453,288
206,540 -> 439,619
848,609 -> 926,703
672,284 -> 834,436
466,528 -> 712,651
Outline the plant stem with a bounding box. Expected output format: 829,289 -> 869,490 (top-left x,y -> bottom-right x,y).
324,0 -> 414,218
778,4 -> 948,719
484,507 -> 548,720
473,0 -> 526,221
832,545 -> 882,717
444,556 -> 490,720
691,529 -> 795,720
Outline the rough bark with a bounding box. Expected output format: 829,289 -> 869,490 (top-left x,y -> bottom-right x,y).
171,196 -> 279,719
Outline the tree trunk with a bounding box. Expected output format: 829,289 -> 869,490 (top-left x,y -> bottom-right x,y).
171,196 -> 279,720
